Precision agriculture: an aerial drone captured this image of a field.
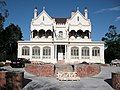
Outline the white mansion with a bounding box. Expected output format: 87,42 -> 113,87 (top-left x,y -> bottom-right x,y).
18,7 -> 105,64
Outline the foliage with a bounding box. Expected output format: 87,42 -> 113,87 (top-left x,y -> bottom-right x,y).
102,25 -> 120,63
0,0 -> 9,31
0,24 -> 23,61
0,0 -> 22,61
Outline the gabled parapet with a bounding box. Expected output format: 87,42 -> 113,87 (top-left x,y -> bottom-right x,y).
30,7 -> 92,42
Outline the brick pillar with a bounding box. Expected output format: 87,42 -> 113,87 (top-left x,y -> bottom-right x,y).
0,71 -> 7,89
112,72 -> 120,90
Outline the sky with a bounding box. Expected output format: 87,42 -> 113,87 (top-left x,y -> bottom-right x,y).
2,0 -> 120,40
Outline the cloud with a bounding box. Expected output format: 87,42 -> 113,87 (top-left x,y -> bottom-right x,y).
95,6 -> 120,14
115,16 -> 120,21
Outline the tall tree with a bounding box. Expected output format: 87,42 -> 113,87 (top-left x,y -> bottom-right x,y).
0,24 -> 23,61
0,0 -> 22,61
0,0 -> 8,31
102,25 -> 120,63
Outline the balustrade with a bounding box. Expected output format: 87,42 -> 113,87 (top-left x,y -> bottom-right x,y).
56,71 -> 80,81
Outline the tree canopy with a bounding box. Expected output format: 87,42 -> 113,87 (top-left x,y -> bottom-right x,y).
0,0 -> 8,31
102,25 -> 120,63
0,24 -> 23,61
0,0 -> 23,61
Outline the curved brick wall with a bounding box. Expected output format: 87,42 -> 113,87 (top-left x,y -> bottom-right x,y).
25,64 -> 101,77
0,71 -> 6,88
25,64 -> 55,77
112,72 -> 120,90
75,64 -> 101,77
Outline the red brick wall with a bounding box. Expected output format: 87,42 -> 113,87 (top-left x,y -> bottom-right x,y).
75,64 -> 101,77
112,73 -> 120,90
25,64 -> 55,77
25,64 -> 101,77
0,72 -> 6,88
0,71 -> 24,89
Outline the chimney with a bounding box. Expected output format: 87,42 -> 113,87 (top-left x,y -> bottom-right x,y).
84,7 -> 88,19
71,11 -> 76,17
34,7 -> 38,18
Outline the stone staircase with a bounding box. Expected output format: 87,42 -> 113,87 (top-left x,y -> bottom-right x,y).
54,64 -> 80,81
55,63 -> 74,74
57,60 -> 65,64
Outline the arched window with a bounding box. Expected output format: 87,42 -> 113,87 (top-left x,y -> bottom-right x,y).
32,46 -> 40,59
33,30 -> 38,38
92,47 -> 100,56
84,30 -> 90,38
22,46 -> 29,55
77,30 -> 83,38
46,30 -> 53,38
81,47 -> 89,59
71,47 -> 79,59
69,30 -> 76,38
43,47 -> 51,59
39,29 -> 45,38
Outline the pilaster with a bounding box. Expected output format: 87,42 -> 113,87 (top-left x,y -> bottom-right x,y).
30,46 -> 32,61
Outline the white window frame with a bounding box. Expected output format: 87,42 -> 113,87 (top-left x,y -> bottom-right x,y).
71,47 -> 79,59
43,47 -> 51,59
81,47 -> 90,59
92,47 -> 100,56
32,46 -> 40,59
22,46 -> 29,55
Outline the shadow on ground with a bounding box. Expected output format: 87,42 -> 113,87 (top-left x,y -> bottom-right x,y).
104,78 -> 113,88
23,78 -> 32,88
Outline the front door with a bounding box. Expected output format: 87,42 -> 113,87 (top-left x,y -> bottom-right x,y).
57,45 -> 65,61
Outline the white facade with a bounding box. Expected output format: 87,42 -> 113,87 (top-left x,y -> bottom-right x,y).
18,7 -> 105,64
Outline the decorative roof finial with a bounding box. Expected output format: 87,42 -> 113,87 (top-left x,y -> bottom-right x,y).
34,6 -> 38,18
84,7 -> 88,19
35,6 -> 37,9
85,7 -> 87,10
77,7 -> 79,11
43,6 -> 45,10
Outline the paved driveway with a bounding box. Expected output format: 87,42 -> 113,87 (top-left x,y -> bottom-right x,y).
22,66 -> 120,90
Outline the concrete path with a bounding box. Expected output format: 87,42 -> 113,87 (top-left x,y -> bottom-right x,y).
22,66 -> 120,90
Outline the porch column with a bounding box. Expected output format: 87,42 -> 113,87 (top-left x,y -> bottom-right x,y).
17,45 -> 21,58
79,46 -> 81,63
67,45 -> 70,63
54,45 -> 57,60
40,46 -> 43,60
89,47 -> 92,59
89,32 -> 91,39
51,45 -> 54,62
30,46 -> 32,61
65,45 -> 67,62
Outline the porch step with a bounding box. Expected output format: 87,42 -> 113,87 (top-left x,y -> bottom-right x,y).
55,64 -> 74,74
57,60 -> 65,64
56,71 -> 80,81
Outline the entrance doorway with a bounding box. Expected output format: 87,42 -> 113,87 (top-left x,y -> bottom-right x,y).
57,45 -> 65,61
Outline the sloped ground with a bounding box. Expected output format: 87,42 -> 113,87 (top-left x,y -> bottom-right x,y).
22,66 -> 120,90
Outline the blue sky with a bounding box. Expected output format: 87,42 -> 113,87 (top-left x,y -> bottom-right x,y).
3,0 -> 120,40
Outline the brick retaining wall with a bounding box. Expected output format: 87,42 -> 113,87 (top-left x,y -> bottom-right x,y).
75,64 -> 101,77
25,63 -> 101,78
112,72 -> 120,90
0,71 -> 24,90
25,63 -> 55,77
0,71 -> 6,88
